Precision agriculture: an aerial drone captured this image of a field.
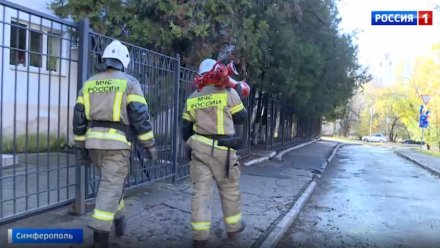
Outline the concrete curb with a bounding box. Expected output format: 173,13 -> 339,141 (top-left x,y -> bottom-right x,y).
268,151 -> 277,159
259,181 -> 317,248
244,140 -> 317,167
394,151 -> 440,177
258,143 -> 342,248
328,144 -> 340,162
274,139 -> 317,162
320,143 -> 342,171
243,156 -> 270,166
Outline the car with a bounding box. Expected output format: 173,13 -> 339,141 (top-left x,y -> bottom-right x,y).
361,133 -> 388,142
402,139 -> 424,145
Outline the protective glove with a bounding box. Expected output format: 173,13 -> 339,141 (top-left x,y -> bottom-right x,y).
145,145 -> 158,161
77,147 -> 92,166
185,145 -> 192,160
234,82 -> 244,99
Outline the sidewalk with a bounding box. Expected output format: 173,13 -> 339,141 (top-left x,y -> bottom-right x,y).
395,148 -> 440,176
0,140 -> 338,248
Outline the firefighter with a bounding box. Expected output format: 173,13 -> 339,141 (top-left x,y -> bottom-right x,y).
73,40 -> 157,248
182,58 -> 248,247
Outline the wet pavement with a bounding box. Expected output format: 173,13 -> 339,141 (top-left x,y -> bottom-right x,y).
1,153 -> 76,218
395,148 -> 440,176
0,140 -> 337,248
279,145 -> 440,248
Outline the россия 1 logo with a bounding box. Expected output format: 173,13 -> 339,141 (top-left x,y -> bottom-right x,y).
372,11 -> 433,25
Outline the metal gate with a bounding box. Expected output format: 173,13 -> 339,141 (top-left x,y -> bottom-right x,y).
0,0 -> 79,223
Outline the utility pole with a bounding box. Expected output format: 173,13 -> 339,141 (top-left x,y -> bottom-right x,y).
419,96 -> 431,150
386,117 -> 391,141
369,107 -> 375,136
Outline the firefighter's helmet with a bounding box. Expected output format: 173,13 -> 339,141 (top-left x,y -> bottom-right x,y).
102,40 -> 130,70
198,58 -> 217,75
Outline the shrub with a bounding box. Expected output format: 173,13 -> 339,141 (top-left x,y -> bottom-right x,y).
1,134 -> 66,153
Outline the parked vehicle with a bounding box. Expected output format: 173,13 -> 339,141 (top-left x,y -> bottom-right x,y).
361,133 -> 388,142
402,139 -> 425,145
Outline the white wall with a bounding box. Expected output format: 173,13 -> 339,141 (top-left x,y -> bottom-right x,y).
0,1 -> 79,145
321,121 -> 335,136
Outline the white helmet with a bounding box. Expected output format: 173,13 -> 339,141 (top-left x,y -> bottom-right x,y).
198,58 -> 217,75
102,40 -> 130,69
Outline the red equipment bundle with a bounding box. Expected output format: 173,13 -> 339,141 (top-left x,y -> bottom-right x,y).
193,61 -> 250,98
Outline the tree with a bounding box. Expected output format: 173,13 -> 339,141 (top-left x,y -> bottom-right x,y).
352,43 -> 440,147
405,46 -> 440,149
374,85 -> 410,142
50,0 -> 366,138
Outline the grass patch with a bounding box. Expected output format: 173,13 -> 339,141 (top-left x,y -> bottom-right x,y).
321,136 -> 361,144
1,134 -> 66,153
419,150 -> 440,158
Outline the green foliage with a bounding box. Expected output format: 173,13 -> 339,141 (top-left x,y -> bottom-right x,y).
2,135 -> 66,153
406,48 -> 440,149
353,44 -> 440,146
50,0 -> 366,119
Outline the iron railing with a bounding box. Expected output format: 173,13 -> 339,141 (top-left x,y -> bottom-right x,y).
0,0 -> 79,222
0,0 -> 321,223
83,32 -> 180,199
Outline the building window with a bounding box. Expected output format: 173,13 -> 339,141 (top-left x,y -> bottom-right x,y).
10,21 -> 26,66
10,21 -> 43,68
47,32 -> 61,71
29,30 -> 42,68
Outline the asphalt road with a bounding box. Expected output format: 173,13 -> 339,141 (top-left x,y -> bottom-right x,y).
278,145 -> 440,248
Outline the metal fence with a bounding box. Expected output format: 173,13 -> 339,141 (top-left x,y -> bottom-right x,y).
0,0 -> 320,223
264,98 -> 298,151
83,31 -> 180,200
175,67 -> 197,179
0,0 -> 79,222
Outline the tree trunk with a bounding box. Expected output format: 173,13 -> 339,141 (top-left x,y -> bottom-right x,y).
251,91 -> 263,145
389,117 -> 399,142
260,95 -> 269,144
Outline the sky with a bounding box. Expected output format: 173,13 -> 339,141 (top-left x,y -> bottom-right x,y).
338,0 -> 440,86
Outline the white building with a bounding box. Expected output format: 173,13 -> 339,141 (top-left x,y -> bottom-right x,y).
0,0 -> 78,144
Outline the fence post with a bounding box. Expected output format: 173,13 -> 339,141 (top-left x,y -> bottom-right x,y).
247,92 -> 252,156
264,96 -> 269,150
172,54 -> 181,183
281,104 -> 285,149
72,18 -> 89,215
270,99 -> 275,150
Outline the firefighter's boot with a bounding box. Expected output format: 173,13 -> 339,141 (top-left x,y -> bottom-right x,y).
227,221 -> 246,239
193,239 -> 208,248
114,216 -> 126,237
92,230 -> 109,248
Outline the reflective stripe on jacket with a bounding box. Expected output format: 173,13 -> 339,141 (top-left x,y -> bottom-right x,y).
73,69 -> 154,150
182,86 -> 245,136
